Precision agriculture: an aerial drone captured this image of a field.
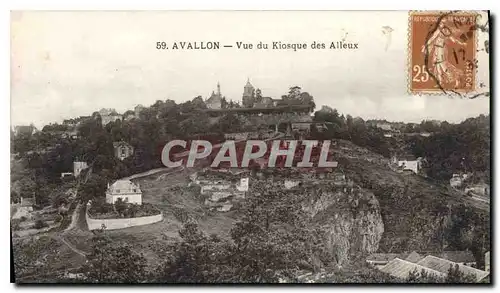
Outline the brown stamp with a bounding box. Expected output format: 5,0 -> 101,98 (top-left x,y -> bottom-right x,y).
409,11 -> 478,94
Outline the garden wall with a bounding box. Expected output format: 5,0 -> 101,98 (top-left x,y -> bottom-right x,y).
86,209 -> 163,230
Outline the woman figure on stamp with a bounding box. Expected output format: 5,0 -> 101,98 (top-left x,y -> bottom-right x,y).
421,21 -> 467,89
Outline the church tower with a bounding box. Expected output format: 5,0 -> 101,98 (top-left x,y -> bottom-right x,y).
242,78 -> 255,108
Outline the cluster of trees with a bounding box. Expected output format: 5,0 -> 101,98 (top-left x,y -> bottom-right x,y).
407,115 -> 490,182
83,229 -> 148,283
88,197 -> 160,219
313,107 -> 490,183
313,107 -> 393,157
11,86 -> 317,208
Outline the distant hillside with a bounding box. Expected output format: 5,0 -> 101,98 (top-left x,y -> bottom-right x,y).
331,139 -> 490,267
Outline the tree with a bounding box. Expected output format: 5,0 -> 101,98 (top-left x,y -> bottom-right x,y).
445,264 -> 477,283
407,268 -> 443,283
83,228 -> 147,283
114,198 -> 127,217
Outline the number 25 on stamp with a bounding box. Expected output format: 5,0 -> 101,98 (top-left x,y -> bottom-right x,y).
409,11 -> 477,94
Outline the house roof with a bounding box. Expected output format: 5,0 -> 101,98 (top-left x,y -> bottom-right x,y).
417,255 -> 488,282
108,180 -> 141,194
206,91 -> 222,103
398,155 -> 418,161
432,251 -> 476,263
366,253 -> 408,263
379,258 -> 446,280
113,141 -> 133,149
405,251 -> 424,263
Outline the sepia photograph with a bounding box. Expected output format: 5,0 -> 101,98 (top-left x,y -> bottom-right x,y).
10,10 -> 491,284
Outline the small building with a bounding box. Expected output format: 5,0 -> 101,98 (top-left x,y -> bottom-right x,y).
397,156 -> 421,174
237,177 -> 249,192
376,122 -> 392,131
105,180 -> 142,205
99,108 -> 122,126
464,183 -> 490,197
101,114 -> 122,126
61,172 -> 73,179
113,141 -> 134,161
73,161 -> 88,177
450,174 -> 464,188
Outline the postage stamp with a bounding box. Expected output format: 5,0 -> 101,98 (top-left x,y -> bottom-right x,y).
409,11 -> 478,94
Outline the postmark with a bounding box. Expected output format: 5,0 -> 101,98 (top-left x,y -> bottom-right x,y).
409,11 -> 478,95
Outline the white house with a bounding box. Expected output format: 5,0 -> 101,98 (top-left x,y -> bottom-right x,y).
450,173 -> 470,188
397,157 -> 422,174
73,161 -> 88,177
236,177 -> 249,192
105,180 -> 142,205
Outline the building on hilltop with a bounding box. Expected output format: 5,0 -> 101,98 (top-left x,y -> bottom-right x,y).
98,108 -> 122,126
391,155 -> 421,174
13,125 -> 37,136
206,82 -> 224,109
242,78 -> 255,108
106,179 -> 142,205
113,140 -> 134,161
134,104 -> 145,118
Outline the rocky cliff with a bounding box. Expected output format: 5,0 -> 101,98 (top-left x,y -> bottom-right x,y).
290,181 -> 385,266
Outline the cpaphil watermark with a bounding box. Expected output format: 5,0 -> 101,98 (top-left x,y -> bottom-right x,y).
161,140 -> 338,168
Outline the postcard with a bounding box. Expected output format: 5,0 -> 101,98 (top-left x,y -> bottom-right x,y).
10,10 -> 490,284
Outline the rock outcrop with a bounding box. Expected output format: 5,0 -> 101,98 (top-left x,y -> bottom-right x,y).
299,182 -> 384,266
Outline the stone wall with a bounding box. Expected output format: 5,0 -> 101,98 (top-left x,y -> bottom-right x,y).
86,209 -> 163,231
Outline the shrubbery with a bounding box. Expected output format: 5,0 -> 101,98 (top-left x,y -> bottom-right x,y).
88,198 -> 160,219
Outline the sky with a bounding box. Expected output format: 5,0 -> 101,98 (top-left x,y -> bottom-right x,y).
11,11 -> 490,128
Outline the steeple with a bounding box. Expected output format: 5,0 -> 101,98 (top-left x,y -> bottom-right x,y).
245,77 -> 253,88
217,82 -> 221,96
